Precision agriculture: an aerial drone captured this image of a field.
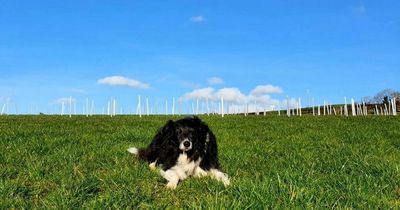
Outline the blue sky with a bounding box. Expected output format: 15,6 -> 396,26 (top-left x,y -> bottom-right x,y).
1,0 -> 399,114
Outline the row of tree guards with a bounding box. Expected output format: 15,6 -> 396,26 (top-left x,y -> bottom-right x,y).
0,96 -> 398,117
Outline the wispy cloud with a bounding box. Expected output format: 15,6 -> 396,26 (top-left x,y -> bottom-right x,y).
387,19 -> 400,25
250,85 -> 283,96
52,97 -> 76,105
67,88 -> 86,94
352,4 -> 366,16
180,80 -> 201,89
207,77 -> 224,85
0,96 -> 10,103
97,76 -> 150,89
189,15 -> 205,23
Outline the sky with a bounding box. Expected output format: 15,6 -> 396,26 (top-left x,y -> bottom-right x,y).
0,0 -> 399,114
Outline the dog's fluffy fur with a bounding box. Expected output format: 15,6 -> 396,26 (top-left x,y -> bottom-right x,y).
127,116 -> 230,189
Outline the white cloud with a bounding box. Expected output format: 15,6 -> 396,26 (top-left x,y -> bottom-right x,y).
181,87 -> 247,102
214,88 -> 247,102
182,87 -> 215,100
250,85 -> 283,96
180,84 -> 284,105
97,76 -> 149,89
207,77 -> 224,85
179,85 -> 305,113
190,15 -> 205,23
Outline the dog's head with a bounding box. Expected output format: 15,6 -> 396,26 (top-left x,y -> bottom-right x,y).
160,117 -> 210,152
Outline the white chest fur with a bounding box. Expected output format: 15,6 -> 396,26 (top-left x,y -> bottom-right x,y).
176,153 -> 201,176
161,152 -> 229,189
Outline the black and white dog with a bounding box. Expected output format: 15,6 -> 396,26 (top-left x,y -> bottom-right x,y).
127,116 -> 230,189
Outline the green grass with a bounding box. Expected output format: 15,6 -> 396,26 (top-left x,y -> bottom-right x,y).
1,115 -> 399,209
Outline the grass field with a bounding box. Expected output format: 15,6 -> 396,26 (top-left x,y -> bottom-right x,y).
1,115 -> 399,209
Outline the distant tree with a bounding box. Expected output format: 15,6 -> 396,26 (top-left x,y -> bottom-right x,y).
393,92 -> 400,99
368,89 -> 400,104
361,96 -> 371,103
383,96 -> 390,105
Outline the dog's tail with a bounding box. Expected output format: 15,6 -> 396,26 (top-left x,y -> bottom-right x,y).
127,147 -> 139,156
127,147 -> 150,161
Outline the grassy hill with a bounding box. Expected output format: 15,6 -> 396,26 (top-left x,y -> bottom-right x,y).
1,115 -> 399,209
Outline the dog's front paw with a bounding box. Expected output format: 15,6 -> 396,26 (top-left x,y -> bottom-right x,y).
222,176 -> 230,186
127,147 -> 138,155
166,182 -> 177,190
210,169 -> 231,187
193,167 -> 208,178
149,162 -> 157,170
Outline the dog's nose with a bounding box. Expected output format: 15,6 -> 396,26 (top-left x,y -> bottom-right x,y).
183,141 -> 191,147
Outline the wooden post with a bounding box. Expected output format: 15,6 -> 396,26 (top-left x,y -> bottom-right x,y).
137,96 -> 141,117
384,104 -> 388,115
363,101 -> 367,116
318,104 -> 321,116
221,96 -> 224,117
74,100 -> 77,115
196,98 -> 199,115
299,98 -> 302,116
165,100 -> 168,115
206,97 -> 210,116
351,98 -> 356,116
90,100 -> 94,116
172,97 -> 175,116
286,96 -> 290,117
107,101 -> 110,116
69,96 -> 72,117
113,99 -> 116,116
254,100 -> 258,115
6,99 -> 9,114
61,101 -> 65,115
278,101 -> 281,116
312,98 -> 315,116
86,98 -> 89,117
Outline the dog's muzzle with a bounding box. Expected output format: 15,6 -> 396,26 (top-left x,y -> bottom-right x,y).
183,140 -> 191,147
180,139 -> 192,151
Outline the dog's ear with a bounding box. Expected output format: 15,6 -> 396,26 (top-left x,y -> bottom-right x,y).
192,115 -> 201,122
162,120 -> 175,134
163,120 -> 178,145
151,120 -> 176,145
